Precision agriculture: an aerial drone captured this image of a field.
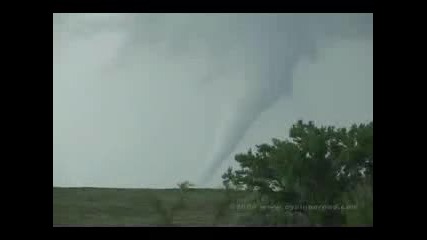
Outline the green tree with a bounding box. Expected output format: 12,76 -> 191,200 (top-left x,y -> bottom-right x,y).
176,181 -> 195,210
149,181 -> 196,225
177,181 -> 195,192
222,120 -> 373,225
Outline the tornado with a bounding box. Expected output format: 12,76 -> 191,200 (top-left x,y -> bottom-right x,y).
54,14 -> 372,187
197,13 -> 373,185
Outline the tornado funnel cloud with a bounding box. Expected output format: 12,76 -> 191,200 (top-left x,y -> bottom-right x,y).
53,14 -> 372,188
198,14 -> 373,185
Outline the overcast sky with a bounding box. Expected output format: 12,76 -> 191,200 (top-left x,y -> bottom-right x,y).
53,13 -> 373,188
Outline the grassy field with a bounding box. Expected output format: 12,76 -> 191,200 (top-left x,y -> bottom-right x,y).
53,187 -> 254,226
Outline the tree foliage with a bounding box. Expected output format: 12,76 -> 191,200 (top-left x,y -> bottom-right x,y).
222,120 -> 373,225
177,181 -> 195,192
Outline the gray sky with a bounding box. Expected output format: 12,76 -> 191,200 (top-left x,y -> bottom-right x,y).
53,13 -> 373,188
